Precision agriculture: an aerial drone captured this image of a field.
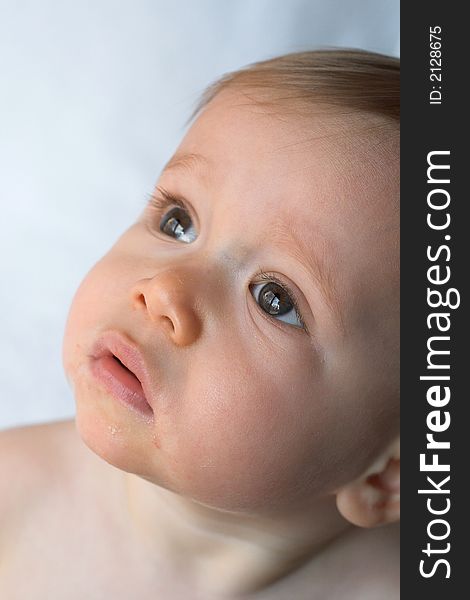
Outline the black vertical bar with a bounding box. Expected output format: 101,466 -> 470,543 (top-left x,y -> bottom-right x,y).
401,3 -> 467,598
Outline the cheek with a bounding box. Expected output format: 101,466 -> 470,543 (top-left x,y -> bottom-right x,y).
315,335 -> 400,490
62,253 -> 126,376
152,341 -> 337,513
62,268 -> 101,377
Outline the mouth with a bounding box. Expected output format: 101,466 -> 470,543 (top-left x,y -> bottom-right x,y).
113,355 -> 134,374
110,354 -> 144,391
89,331 -> 155,419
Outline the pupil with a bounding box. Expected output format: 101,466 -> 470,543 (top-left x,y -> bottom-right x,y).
260,283 -> 292,316
263,290 -> 280,314
168,217 -> 183,236
160,207 -> 190,238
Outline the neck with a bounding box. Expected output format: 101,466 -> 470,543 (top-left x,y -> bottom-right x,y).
123,473 -> 352,597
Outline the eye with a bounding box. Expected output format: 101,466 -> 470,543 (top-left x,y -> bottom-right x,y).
159,206 -> 197,243
250,273 -> 306,330
147,188 -> 197,243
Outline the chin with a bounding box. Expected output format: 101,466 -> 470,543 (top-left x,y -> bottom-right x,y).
74,393 -> 168,487
75,403 -> 127,466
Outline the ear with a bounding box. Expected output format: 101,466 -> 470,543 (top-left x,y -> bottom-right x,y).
335,438 -> 400,528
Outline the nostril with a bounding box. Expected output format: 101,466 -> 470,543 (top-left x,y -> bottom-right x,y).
161,315 -> 175,334
131,291 -> 147,311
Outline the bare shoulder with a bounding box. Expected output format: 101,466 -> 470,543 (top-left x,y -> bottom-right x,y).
0,421 -> 149,597
0,419 -> 92,525
0,417 -> 78,465
0,418 -> 78,456
259,523 -> 400,600
316,522 -> 400,599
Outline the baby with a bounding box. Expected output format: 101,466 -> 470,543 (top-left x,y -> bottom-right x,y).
0,49 -> 400,599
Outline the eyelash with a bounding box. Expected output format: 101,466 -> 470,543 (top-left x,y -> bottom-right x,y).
147,186 -> 189,215
145,188 -> 308,332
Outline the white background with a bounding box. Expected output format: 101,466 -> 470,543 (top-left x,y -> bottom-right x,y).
0,0 -> 399,429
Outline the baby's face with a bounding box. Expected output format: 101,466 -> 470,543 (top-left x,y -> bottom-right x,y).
63,89 -> 399,513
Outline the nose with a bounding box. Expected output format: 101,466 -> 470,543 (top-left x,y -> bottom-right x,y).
131,269 -> 202,347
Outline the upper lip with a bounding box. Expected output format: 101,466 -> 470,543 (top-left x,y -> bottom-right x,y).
90,330 -> 155,410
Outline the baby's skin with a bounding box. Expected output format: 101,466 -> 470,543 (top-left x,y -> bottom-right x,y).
0,88 -> 399,599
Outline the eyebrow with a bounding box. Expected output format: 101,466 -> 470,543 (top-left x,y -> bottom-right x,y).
161,152 -> 210,178
160,151 -> 345,333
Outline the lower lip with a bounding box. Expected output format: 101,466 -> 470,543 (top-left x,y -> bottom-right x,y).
90,355 -> 154,419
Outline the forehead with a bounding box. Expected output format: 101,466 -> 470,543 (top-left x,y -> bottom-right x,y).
172,88 -> 397,217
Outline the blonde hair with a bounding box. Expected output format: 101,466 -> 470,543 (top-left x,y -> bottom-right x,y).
188,48 -> 399,126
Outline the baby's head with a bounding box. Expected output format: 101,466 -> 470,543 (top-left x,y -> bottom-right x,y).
63,49 -> 399,528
